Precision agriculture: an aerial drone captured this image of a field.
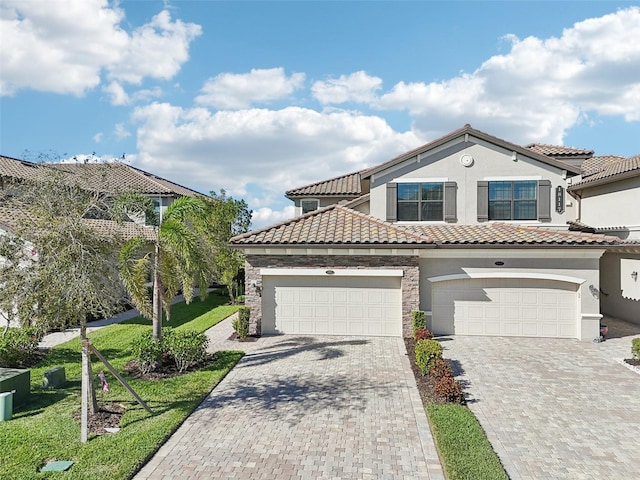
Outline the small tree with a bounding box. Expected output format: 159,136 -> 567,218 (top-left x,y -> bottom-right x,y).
206,190 -> 252,303
120,196 -> 215,342
1,164 -> 150,442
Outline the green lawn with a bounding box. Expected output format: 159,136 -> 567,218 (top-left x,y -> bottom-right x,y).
427,404 -> 508,480
1,293 -> 242,480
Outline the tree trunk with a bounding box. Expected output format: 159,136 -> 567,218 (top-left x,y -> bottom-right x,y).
152,242 -> 162,342
80,324 -> 98,443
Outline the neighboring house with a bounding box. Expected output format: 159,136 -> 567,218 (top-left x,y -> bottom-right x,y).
231,124 -> 633,342
0,155 -> 204,223
0,154 -> 200,327
567,154 -> 640,324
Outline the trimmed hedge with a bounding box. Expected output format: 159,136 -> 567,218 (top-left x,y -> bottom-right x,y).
412,310 -> 426,334
415,339 -> 442,375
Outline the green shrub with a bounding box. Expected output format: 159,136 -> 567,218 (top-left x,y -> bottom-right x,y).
412,310 -> 426,334
434,375 -> 465,404
414,328 -> 433,341
415,339 -> 442,375
130,331 -> 163,374
233,307 -> 250,338
429,357 -> 453,379
236,294 -> 246,304
632,338 -> 640,361
0,328 -> 42,367
164,328 -> 209,373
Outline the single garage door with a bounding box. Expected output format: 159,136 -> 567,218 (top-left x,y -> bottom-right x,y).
432,278 -> 578,338
262,275 -> 402,336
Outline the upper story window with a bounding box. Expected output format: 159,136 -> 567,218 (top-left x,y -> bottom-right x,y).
397,183 -> 444,221
301,199 -> 319,214
488,181 -> 537,220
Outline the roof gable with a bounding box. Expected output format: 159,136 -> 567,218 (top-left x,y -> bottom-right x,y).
361,125 -> 581,180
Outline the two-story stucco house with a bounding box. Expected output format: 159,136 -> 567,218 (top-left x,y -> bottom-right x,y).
231,124 -> 634,342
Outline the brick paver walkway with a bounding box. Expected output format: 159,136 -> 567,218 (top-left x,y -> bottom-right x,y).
135,320 -> 444,480
442,317 -> 640,480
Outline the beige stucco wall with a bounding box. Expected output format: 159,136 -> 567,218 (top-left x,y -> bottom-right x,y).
418,249 -> 604,340
369,139 -> 572,227
600,251 -> 640,325
579,176 -> 640,240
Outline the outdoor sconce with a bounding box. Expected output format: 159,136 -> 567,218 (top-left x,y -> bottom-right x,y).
632,271 -> 638,282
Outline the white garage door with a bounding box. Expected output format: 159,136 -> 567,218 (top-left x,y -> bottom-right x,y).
262,275 -> 402,336
432,278 -> 578,338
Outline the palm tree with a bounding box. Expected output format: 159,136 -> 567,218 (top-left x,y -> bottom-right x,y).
119,196 -> 213,342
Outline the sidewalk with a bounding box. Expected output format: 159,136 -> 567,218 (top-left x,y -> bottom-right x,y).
39,293 -> 201,349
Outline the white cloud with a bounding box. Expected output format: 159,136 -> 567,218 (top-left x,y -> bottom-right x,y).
103,81 -> 163,106
195,68 -> 305,109
375,6 -> 640,144
93,132 -> 103,143
114,123 -> 131,139
108,10 -> 201,85
312,71 -> 382,104
0,1 -> 200,96
103,81 -> 130,106
251,206 -> 297,229
130,102 -> 419,206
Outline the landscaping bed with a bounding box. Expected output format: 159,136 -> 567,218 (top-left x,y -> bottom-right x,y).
0,293 -> 242,480
405,331 -> 508,480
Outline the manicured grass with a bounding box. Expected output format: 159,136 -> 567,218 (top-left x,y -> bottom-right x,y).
1,293 -> 242,479
427,404 -> 508,480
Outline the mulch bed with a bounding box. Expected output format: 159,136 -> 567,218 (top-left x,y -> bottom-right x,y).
73,402 -> 127,435
625,358 -> 640,367
227,333 -> 258,342
124,353 -> 218,380
404,337 -> 459,405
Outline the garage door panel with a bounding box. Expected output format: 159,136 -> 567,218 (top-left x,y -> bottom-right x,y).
265,276 -> 401,336
432,278 -> 577,338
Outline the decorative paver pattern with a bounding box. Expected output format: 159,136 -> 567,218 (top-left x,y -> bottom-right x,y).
135,322 -> 444,479
442,319 -> 640,480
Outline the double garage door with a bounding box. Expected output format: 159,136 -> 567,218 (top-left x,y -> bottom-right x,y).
432,278 -> 578,338
262,275 -> 402,336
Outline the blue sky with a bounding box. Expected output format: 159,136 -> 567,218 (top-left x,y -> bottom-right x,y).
1,1 -> 639,228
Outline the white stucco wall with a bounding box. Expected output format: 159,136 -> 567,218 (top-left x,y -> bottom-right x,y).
292,196 -> 358,217
369,138 -> 572,227
579,176 -> 640,240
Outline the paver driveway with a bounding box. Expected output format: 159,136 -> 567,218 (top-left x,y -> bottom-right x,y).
135,321 -> 443,480
442,319 -> 640,480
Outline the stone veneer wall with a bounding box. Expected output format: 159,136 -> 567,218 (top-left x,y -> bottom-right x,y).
244,255 -> 420,337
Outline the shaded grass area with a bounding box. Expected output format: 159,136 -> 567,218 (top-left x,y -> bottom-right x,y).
427,404 -> 508,480
1,293 -> 242,480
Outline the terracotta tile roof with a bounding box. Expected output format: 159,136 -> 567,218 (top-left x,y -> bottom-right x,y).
230,204 -> 431,245
401,223 -> 621,246
285,170 -> 364,197
50,163 -> 203,197
0,155 -> 51,182
570,154 -> 640,188
230,205 -> 622,247
580,155 -> 626,177
0,205 -> 157,241
525,144 -> 593,157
